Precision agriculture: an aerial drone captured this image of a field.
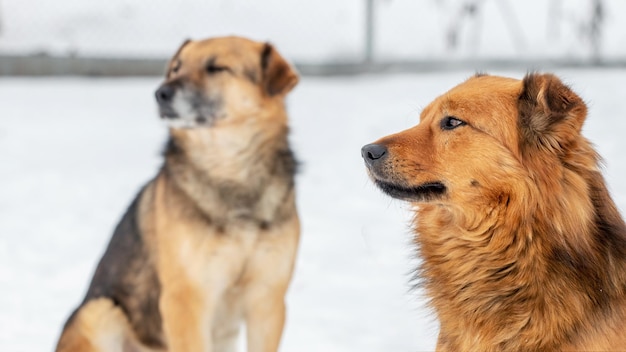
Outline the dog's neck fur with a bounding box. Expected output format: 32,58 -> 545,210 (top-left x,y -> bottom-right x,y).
161,118 -> 296,229
417,158 -> 626,350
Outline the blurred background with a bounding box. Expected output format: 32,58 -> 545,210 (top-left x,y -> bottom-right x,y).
1,1 -> 626,351
1,0 -> 625,74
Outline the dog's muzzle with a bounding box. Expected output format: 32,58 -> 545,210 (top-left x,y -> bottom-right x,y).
155,84 -> 175,104
361,143 -> 447,202
361,143 -> 388,167
155,84 -> 178,118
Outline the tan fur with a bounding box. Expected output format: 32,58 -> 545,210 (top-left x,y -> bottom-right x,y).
57,36 -> 300,352
56,298 -> 157,352
364,73 -> 626,351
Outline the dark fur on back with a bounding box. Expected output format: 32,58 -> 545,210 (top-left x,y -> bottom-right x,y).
81,187 -> 164,348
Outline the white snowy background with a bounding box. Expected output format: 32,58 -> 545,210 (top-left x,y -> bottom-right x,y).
2,0 -> 626,61
1,1 -> 626,352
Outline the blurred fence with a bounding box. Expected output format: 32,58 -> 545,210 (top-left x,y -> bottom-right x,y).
0,0 -> 625,76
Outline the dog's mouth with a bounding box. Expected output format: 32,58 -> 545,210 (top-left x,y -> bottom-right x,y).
373,179 -> 447,202
158,107 -> 179,119
158,106 -> 215,128
157,87 -> 222,128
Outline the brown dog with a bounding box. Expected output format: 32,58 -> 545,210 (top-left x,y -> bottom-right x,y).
56,36 -> 300,352
362,73 -> 626,351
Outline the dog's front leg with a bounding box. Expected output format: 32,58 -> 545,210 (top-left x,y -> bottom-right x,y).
243,215 -> 299,352
244,287 -> 286,352
160,282 -> 214,352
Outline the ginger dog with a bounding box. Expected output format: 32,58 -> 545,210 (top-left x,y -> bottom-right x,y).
362,73 -> 626,351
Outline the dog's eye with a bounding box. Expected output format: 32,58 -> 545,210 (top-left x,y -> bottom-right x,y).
440,116 -> 466,130
206,64 -> 227,74
171,60 -> 181,74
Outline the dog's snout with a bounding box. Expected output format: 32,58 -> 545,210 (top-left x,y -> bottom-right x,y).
361,144 -> 388,165
155,85 -> 175,104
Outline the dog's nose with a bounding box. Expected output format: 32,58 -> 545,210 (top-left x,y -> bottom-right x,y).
155,85 -> 175,104
361,144 -> 387,165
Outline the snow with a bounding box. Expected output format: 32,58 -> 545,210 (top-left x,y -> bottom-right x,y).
2,0 -> 626,60
1,69 -> 626,351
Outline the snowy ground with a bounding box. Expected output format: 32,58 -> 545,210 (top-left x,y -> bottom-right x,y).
1,69 -> 626,351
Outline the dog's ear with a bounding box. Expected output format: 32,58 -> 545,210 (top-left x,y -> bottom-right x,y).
518,73 -> 587,148
166,39 -> 191,78
261,43 -> 299,96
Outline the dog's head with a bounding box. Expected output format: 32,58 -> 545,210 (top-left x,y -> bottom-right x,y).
155,36 -> 298,128
362,73 -> 591,209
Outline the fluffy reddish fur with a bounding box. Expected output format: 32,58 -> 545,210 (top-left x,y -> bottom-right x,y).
366,73 -> 626,351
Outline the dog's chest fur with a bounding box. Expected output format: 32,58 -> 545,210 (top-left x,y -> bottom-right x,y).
130,126 -> 299,347
162,127 -> 297,229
